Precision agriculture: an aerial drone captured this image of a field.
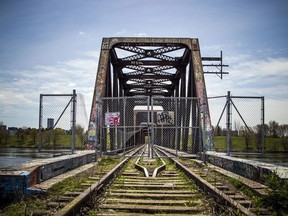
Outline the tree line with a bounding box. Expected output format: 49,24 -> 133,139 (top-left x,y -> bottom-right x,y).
214,120 -> 288,138
0,124 -> 86,147
1,121 -> 288,150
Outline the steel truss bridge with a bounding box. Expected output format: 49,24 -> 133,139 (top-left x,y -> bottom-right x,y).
88,37 -> 228,155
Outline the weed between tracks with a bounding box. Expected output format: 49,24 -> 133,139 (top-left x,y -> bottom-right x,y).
92,158 -> 211,214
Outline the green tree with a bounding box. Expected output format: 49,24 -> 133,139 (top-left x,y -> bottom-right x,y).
214,125 -> 222,136
16,128 -> 27,144
239,126 -> 254,150
75,125 -> 85,146
29,128 -> 38,145
52,128 -> 63,148
278,124 -> 288,138
253,124 -> 266,151
233,120 -> 241,136
281,136 -> 288,152
268,121 -> 279,138
0,127 -> 9,144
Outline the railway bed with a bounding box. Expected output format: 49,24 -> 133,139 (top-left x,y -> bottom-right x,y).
0,145 -> 273,216
94,157 -> 211,215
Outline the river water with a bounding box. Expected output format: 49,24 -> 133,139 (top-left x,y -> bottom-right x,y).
233,153 -> 288,167
1,148 -> 288,170
0,148 -> 70,170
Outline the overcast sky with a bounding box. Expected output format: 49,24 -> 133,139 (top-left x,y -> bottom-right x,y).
0,0 -> 287,129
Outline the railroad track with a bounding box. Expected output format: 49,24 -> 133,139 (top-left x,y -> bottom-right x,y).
1,145 -> 273,216
31,158 -> 122,216
88,145 -> 271,216
155,146 -> 272,216
0,146 -> 144,216
94,146 -> 210,216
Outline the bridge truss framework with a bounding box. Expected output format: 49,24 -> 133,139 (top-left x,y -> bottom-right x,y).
88,37 -> 228,154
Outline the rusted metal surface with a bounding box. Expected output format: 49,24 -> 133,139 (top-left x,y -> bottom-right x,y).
190,39 -> 214,151
89,38 -> 110,127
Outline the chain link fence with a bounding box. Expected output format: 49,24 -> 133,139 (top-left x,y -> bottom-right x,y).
98,97 -> 149,154
151,97 -> 200,155
90,92 -> 264,156
208,91 -> 264,153
96,96 -> 200,157
38,90 -> 87,152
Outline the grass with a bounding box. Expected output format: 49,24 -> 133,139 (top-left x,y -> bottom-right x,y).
1,134 -> 287,153
229,173 -> 288,215
228,178 -> 255,198
0,134 -> 85,149
214,136 -> 288,152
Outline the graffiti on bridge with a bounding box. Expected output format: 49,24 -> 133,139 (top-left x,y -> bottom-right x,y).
156,111 -> 174,125
105,112 -> 120,126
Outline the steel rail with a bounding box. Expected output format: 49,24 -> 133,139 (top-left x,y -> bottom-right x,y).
151,147 -> 166,177
53,145 -> 263,216
154,146 -> 257,216
134,145 -> 150,177
134,144 -> 167,178
55,145 -> 145,216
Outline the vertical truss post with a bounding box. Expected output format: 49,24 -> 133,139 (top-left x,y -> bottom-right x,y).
197,98 -> 202,153
191,39 -> 214,152
88,38 -> 110,146
202,90 -> 207,152
181,68 -> 187,151
95,92 -> 100,159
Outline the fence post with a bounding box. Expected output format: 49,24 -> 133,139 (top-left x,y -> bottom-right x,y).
38,94 -> 43,152
226,91 -> 231,156
261,96 -> 265,154
71,89 -> 76,154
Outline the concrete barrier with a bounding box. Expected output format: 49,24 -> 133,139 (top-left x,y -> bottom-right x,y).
0,151 -> 95,201
205,151 -> 288,183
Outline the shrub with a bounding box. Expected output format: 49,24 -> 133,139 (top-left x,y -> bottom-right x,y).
262,171 -> 288,214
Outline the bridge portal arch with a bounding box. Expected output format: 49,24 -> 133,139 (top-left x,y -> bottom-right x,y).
88,37 -> 227,154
